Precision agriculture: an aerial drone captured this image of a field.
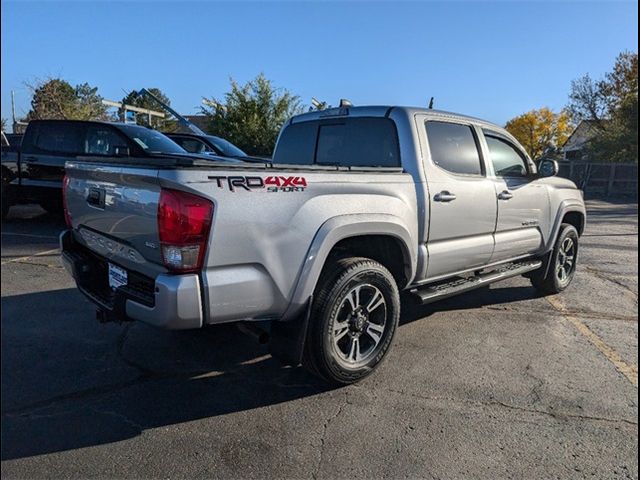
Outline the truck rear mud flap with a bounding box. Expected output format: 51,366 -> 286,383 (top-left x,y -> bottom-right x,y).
269,296 -> 313,367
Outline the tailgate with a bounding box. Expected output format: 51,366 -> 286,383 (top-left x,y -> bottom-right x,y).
65,162 -> 164,273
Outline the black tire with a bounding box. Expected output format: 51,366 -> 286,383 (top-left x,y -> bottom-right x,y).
303,257 -> 400,385
530,223 -> 579,295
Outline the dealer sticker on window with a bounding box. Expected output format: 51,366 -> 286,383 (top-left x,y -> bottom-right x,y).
108,263 -> 128,290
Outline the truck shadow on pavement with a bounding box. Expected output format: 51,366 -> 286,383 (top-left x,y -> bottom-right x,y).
1,282 -> 542,460
400,285 -> 544,326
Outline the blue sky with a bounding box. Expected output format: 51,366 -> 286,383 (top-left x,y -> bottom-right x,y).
1,1 -> 638,129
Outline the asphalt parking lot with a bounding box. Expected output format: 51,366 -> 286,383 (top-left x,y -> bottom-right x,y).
1,199 -> 638,480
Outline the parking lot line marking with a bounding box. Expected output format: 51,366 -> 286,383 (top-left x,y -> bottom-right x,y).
546,295 -> 638,387
1,248 -> 60,266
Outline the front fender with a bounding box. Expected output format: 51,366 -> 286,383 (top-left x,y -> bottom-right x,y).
543,199 -> 587,252
280,213 -> 416,321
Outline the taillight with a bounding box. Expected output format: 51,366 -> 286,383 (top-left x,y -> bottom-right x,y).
62,175 -> 72,228
157,188 -> 214,273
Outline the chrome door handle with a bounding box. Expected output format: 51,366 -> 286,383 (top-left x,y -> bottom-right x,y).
434,191 -> 457,202
498,190 -> 513,200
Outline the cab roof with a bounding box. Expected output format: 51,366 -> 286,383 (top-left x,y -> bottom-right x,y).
288,105 -> 518,148
291,105 -> 495,126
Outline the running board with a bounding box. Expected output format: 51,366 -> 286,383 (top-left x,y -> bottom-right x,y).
411,260 -> 542,305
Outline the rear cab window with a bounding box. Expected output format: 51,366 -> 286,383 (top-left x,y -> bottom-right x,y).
273,122 -> 320,166
273,117 -> 400,168
424,121 -> 484,176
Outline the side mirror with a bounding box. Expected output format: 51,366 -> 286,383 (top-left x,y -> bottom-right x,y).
538,159 -> 559,178
113,146 -> 130,157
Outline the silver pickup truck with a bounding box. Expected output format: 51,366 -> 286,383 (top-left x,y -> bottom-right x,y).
60,105 -> 586,384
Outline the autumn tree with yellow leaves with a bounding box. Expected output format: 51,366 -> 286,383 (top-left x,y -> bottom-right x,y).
505,108 -> 573,161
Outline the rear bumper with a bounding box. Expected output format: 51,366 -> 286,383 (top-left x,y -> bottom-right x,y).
60,230 -> 203,330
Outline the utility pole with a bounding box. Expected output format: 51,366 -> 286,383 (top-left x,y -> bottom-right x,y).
11,90 -> 17,132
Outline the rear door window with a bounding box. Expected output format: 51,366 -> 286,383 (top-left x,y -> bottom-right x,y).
425,121 -> 483,176
33,122 -> 84,155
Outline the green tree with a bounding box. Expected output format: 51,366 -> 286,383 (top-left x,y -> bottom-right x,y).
567,74 -> 608,124
74,83 -> 109,120
119,88 -> 178,131
1,118 -> 6,132
201,74 -> 303,156
601,51 -> 638,112
26,78 -> 108,121
505,108 -> 573,161
567,51 -> 638,162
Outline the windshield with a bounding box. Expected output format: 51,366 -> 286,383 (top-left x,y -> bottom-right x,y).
207,135 -> 247,157
118,125 -> 186,154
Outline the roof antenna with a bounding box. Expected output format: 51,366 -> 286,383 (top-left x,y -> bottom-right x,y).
428,97 -> 434,109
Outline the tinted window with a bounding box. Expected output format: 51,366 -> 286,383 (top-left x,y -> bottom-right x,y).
272,121 -> 317,165
206,136 -> 247,157
117,125 -> 186,154
485,135 -> 528,177
173,137 -> 211,154
34,123 -> 84,155
273,117 -> 400,167
315,124 -> 344,164
316,118 -> 399,167
425,121 -> 482,175
84,125 -> 129,156
6,134 -> 23,148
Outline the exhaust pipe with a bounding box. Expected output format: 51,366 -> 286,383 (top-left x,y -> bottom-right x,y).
237,322 -> 270,344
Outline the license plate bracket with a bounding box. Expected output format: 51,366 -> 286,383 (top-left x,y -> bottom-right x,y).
108,263 -> 128,290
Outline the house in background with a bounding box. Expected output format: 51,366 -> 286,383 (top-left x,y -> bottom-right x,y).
561,120 -> 607,161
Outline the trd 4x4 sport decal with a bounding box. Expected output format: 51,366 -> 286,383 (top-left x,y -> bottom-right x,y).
208,175 -> 308,192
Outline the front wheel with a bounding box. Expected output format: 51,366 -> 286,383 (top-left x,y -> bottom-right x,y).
303,257 -> 400,385
530,223 -> 579,295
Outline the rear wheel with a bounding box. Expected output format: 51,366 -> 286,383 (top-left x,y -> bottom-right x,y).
530,223 -> 579,295
303,257 -> 400,384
